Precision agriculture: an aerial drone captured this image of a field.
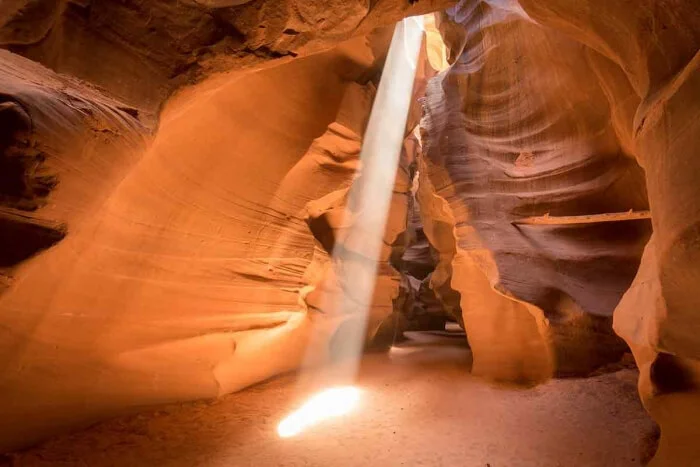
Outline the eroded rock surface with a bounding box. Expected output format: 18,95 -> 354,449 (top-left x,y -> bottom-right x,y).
420,0 -> 651,383
0,0 -> 699,464
420,0 -> 700,463
514,1 -> 700,464
0,0 -> 453,113
0,30 -> 424,451
0,49 -> 148,291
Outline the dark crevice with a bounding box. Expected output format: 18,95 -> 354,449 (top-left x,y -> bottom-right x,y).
306,213 -> 335,255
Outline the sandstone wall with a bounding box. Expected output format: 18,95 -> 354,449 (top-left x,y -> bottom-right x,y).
2,0 -> 699,463
420,1 -> 651,383
1,0 -> 453,113
516,1 -> 700,464
421,0 -> 700,463
0,31 -> 418,451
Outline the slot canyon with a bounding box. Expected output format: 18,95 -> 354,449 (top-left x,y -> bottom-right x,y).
0,0 -> 699,465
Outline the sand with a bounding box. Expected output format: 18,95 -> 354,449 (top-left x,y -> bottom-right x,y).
7,332 -> 656,467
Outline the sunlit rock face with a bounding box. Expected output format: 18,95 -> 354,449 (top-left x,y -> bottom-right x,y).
0,0 -> 440,449
0,28 -> 425,451
1,0 -> 699,464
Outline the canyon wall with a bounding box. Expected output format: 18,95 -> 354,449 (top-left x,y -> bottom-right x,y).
517,0 -> 700,464
0,28 -> 427,451
420,0 -> 651,383
420,0 -> 700,463
1,0 -> 700,464
0,0 -> 452,114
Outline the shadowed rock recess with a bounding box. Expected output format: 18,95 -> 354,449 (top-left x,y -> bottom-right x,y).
0,0 -> 698,465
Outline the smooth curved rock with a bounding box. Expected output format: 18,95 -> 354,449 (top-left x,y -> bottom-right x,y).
1,0 -> 699,463
509,0 -> 700,463
420,0 -> 651,382
421,0 -> 700,463
0,33 -> 409,451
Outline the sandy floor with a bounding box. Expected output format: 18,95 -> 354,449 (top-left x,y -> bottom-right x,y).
7,332 -> 657,467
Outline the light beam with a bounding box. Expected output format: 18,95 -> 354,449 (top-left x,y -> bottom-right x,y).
278,15 -> 424,438
277,386 -> 362,438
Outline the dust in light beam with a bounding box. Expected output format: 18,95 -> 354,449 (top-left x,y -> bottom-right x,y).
278,15 -> 425,438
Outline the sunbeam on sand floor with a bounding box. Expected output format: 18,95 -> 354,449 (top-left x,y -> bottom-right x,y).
7,333 -> 657,467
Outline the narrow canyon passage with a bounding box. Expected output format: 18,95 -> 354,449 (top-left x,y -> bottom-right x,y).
7,332 -> 657,467
1,0 -> 699,465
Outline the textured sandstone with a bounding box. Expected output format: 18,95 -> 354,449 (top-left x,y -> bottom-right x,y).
0,31 -> 419,451
512,1 -> 700,464
420,0 -> 651,382
0,0 -> 453,113
0,0 -> 699,464
0,49 -> 148,292
420,0 -> 700,463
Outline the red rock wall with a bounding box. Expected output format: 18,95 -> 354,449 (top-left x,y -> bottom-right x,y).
0,0 -> 453,113
0,49 -> 150,450
422,0 -> 700,463
1,0 -> 699,463
515,0 -> 700,464
420,1 -> 652,382
0,31 -> 421,451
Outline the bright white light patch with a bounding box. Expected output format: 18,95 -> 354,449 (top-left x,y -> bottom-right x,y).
277,387 -> 361,438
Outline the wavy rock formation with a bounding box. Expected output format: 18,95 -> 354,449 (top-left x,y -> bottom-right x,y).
0,48 -> 150,449
420,0 -> 652,383
0,0 -> 453,113
0,48 -> 148,294
419,0 -> 699,463
510,0 -> 700,464
0,29 -> 426,451
1,0 -> 699,464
